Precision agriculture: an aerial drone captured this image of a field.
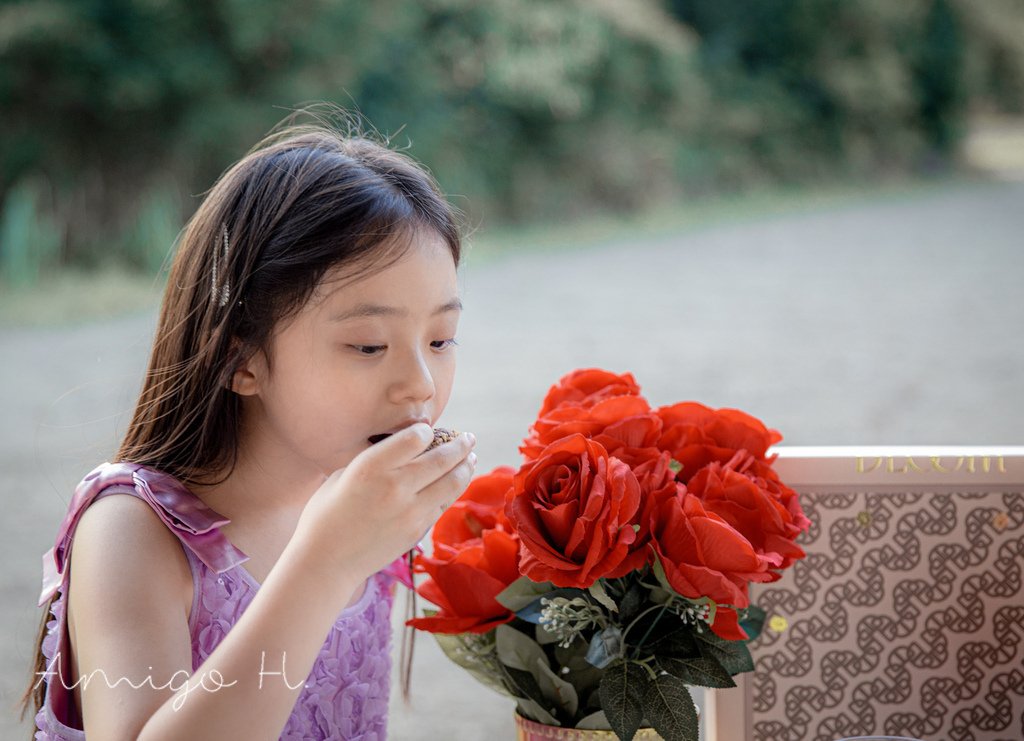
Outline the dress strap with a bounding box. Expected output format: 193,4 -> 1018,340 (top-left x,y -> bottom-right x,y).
39,461 -> 249,606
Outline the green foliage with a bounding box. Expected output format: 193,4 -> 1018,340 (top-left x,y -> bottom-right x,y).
496,622 -> 549,673
455,570 -> 766,739
427,623 -> 512,697
642,674 -> 699,741
496,576 -> 560,611
115,184 -> 182,274
664,0 -> 980,179
599,661 -> 648,740
693,627 -> 755,675
3,0 -> 1023,285
654,656 -> 735,688
0,178 -> 61,287
741,604 -> 767,641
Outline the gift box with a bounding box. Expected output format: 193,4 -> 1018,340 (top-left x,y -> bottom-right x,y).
706,446 -> 1024,741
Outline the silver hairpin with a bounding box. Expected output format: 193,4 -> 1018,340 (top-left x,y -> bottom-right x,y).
212,223 -> 231,307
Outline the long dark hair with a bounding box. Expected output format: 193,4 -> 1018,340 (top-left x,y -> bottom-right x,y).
20,108 -> 461,728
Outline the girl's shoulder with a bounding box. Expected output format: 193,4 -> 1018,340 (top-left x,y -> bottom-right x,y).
69,489 -> 194,622
43,462 -> 227,738
39,461 -> 250,609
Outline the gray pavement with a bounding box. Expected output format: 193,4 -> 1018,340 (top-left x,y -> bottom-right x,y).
2,178 -> 1022,739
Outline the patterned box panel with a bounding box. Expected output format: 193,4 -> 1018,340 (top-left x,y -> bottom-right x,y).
706,447 -> 1024,741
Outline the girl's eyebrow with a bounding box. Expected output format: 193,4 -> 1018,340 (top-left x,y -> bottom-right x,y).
329,297 -> 463,322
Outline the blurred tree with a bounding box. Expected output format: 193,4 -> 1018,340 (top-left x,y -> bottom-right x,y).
1,0 -> 1022,282
664,0 -> 976,180
952,0 -> 1024,113
912,0 -> 966,153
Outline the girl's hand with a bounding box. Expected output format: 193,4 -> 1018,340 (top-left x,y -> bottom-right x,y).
293,423 -> 477,582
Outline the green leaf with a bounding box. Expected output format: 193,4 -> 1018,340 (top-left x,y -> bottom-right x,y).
496,576 -> 559,611
516,697 -> 561,727
430,631 -> 510,696
619,580 -> 646,624
655,656 -> 736,688
741,604 -> 767,642
599,661 -> 649,741
575,710 -> 612,730
644,627 -> 698,659
504,665 -> 548,708
694,630 -> 755,675
642,674 -> 699,741
496,624 -> 548,674
534,657 -> 579,717
588,579 -> 619,613
668,459 -> 683,475
554,637 -> 604,694
648,586 -> 677,606
650,557 -> 676,595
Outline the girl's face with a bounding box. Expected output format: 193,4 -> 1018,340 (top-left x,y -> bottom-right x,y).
234,230 -> 461,478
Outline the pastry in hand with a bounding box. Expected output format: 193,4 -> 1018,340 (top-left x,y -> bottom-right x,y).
426,426 -> 459,450
367,426 -> 459,448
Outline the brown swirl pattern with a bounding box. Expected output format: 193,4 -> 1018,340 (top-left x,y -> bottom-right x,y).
749,490 -> 1024,741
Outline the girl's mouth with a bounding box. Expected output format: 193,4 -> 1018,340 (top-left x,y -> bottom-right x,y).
368,433 -> 392,444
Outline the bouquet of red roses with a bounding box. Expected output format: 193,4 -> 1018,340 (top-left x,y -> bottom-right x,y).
407,369 -> 809,741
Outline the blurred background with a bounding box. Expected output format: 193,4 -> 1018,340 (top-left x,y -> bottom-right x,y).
2,0 -> 1024,738
3,0 -> 1024,293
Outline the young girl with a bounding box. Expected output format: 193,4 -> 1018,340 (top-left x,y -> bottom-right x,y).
21,115 -> 478,739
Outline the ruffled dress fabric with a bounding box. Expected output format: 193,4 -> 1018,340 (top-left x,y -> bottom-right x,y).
33,461 -> 399,740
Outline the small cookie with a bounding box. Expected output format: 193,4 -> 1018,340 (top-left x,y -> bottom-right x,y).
427,426 -> 459,450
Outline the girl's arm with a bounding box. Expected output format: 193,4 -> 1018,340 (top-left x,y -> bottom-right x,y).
67,494 -> 196,739
70,424 -> 473,740
69,493 -> 365,741
137,529 -> 363,739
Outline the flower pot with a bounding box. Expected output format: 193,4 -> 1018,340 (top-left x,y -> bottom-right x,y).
514,712 -> 665,740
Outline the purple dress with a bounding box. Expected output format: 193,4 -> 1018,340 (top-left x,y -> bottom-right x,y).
33,461 -> 405,740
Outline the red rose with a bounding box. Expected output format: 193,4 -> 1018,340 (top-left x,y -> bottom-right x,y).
506,434 -> 644,588
656,402 -> 783,484
590,413 -> 676,562
407,529 -> 520,634
739,456 -> 811,534
536,368 -> 643,418
407,468 -> 520,634
687,462 -> 806,571
650,487 -> 778,640
432,465 -> 515,547
591,413 -> 673,492
520,395 -> 651,461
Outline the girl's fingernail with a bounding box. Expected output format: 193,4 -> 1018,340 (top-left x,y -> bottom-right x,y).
467,432 -> 476,444
469,452 -> 478,464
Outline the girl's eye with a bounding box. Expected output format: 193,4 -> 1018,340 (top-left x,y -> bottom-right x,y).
348,339 -> 459,356
351,345 -> 386,356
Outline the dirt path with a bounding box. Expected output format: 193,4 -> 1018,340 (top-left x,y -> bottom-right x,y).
3,178 -> 1022,738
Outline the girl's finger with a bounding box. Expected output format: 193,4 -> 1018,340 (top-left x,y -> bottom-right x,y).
417,451 -> 477,516
403,431 -> 475,489
360,423 -> 435,468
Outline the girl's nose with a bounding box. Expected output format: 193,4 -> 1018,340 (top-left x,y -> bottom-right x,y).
388,348 -> 435,403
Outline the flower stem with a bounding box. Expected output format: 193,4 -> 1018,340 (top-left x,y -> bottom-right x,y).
629,604 -> 670,660
621,604 -> 667,642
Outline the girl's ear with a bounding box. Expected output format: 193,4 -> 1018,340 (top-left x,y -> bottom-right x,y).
230,364 -> 259,396
228,342 -> 262,396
